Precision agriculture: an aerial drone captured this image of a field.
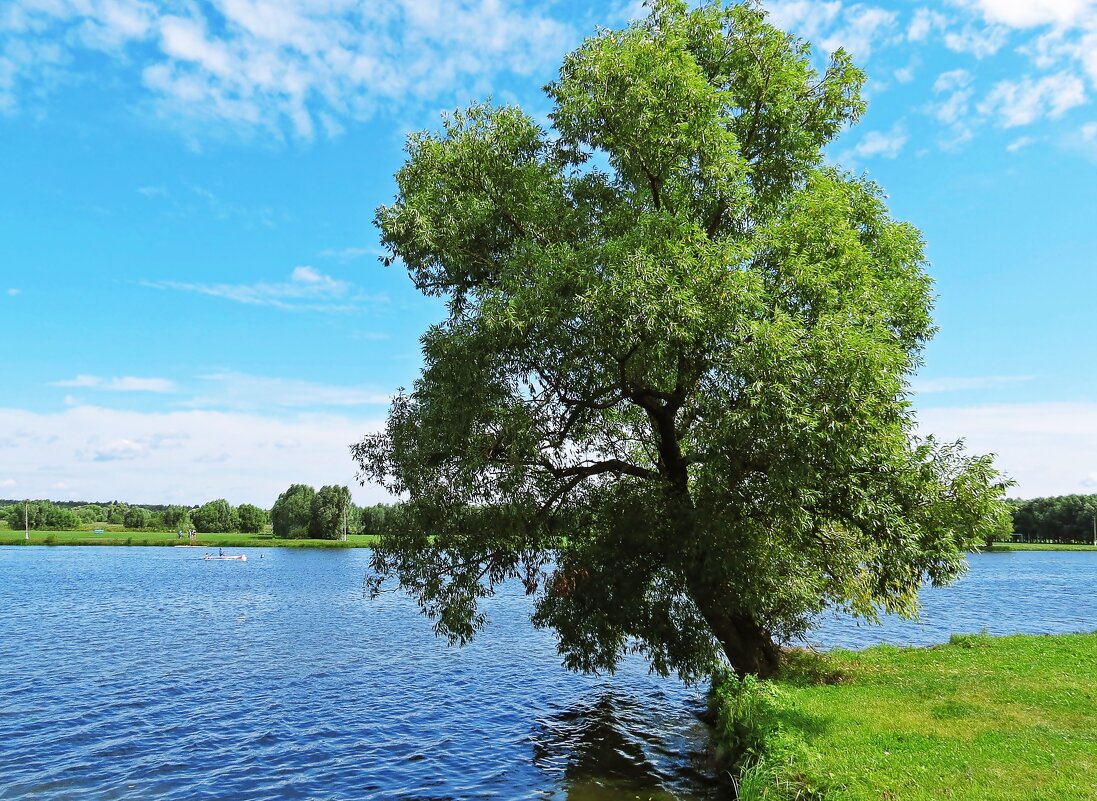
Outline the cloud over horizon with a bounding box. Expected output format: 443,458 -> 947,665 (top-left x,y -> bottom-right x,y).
0,404 -> 389,506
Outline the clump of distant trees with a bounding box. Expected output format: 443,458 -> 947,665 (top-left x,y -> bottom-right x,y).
1009,494 -> 1097,544
2,491 -> 400,539
0,498 -> 270,534
268,484 -> 398,540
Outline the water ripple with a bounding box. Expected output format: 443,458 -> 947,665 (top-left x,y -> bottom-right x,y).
0,547 -> 720,800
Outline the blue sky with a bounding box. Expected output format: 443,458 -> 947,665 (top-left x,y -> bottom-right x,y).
2,0 -> 1096,507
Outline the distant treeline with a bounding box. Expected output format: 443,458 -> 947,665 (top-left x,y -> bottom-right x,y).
1,488 -> 401,540
1009,494 -> 1097,544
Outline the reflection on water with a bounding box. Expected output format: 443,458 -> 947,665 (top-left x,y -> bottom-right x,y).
533,691 -> 727,800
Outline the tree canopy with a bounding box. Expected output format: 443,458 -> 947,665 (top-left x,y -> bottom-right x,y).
271,484 -> 316,538
354,0 -> 1012,680
310,485 -> 352,539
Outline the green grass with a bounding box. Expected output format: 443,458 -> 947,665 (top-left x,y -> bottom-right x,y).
715,633 -> 1097,801
0,529 -> 380,548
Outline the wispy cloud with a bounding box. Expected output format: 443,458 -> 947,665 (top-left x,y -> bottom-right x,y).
188,371 -> 391,411
911,375 -> 1033,393
840,122 -> 908,163
318,246 -> 373,262
142,266 -> 383,312
53,375 -> 178,393
6,288 -> 20,296
1006,134 -> 1037,151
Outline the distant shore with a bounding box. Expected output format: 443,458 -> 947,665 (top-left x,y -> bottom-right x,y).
5,530 -> 1097,552
980,541 -> 1097,552
0,529 -> 379,548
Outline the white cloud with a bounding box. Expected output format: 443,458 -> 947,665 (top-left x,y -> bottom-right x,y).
928,69 -> 976,144
0,0 -> 576,140
917,401 -> 1097,499
1006,134 -> 1037,150
847,123 -> 908,160
980,72 -> 1087,127
763,1 -> 842,41
0,404 -> 389,505
954,0 -> 1097,29
6,288 -> 19,296
141,266 -> 382,312
820,5 -> 899,60
53,375 -> 177,392
943,24 -> 1009,56
908,8 -> 949,41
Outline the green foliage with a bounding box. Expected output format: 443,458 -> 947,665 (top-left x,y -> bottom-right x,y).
105,503 -> 128,525
1010,493 -> 1097,543
192,498 -> 239,533
271,484 -> 316,538
5,499 -> 80,530
309,485 -> 351,539
710,672 -> 783,767
353,0 -> 1012,680
162,504 -> 192,529
236,503 -> 268,534
123,505 -> 152,530
74,504 -> 104,523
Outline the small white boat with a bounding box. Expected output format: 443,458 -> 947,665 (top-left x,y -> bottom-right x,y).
203,554 -> 248,561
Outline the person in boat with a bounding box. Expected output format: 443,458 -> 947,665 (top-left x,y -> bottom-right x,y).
218,547 -> 224,557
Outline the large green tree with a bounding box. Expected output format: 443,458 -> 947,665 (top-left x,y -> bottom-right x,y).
309,485 -> 352,539
236,503 -> 269,534
353,0 -> 1011,680
192,499 -> 239,533
271,484 -> 316,538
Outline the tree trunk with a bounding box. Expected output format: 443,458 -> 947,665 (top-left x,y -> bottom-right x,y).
686,572 -> 781,678
706,609 -> 781,679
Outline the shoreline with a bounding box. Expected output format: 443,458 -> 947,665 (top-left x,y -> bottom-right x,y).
0,530 -> 379,548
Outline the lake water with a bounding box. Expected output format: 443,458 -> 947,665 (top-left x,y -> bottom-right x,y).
1,547 -> 1095,800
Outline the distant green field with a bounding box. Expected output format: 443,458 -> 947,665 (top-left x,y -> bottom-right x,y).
984,542 -> 1097,552
0,530 -> 379,548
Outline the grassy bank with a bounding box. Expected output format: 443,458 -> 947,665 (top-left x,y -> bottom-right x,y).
0,529 -> 379,548
713,632 -> 1097,800
982,542 -> 1097,552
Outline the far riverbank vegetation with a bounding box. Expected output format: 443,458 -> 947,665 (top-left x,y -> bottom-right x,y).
0,486 -> 401,546
4,492 -> 1096,549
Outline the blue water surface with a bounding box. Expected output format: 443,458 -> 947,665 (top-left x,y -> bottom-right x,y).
0,547 -> 716,801
1,547 -> 1095,800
